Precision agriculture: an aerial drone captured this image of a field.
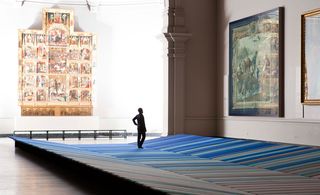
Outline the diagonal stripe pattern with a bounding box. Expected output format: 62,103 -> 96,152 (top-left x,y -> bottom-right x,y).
11,134 -> 320,194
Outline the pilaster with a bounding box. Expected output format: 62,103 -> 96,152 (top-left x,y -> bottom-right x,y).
164,0 -> 191,135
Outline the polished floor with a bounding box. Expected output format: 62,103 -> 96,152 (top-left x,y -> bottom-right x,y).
0,136 -> 150,195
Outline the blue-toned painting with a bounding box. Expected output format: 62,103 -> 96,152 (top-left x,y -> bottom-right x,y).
229,8 -> 284,116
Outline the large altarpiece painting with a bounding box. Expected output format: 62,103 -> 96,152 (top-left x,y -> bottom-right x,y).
18,8 -> 96,116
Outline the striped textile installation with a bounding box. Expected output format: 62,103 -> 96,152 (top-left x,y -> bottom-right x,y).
141,134 -> 320,179
74,135 -> 320,194
11,136 -> 246,195
11,134 -> 320,194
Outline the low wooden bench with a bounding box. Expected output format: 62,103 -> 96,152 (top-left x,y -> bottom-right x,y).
13,129 -> 127,140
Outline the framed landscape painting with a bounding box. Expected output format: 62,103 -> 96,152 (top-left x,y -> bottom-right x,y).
229,7 -> 284,116
301,9 -> 320,104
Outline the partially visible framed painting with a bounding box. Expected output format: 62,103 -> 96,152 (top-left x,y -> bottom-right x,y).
229,7 -> 284,116
301,9 -> 320,104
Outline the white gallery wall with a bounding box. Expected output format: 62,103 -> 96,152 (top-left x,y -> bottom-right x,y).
217,0 -> 320,146
0,1 -> 166,134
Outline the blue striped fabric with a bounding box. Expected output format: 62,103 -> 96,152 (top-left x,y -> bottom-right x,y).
142,134 -> 320,179
224,145 -> 307,162
196,142 -> 276,158
75,135 -> 320,194
11,134 -> 320,194
11,136 -> 246,195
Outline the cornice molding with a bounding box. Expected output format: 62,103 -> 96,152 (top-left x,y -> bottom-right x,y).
164,32 -> 192,42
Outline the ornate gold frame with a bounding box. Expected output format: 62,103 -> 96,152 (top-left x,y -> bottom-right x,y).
18,8 -> 96,116
301,9 -> 320,104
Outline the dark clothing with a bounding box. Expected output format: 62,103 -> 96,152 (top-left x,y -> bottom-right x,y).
132,113 -> 147,133
133,113 -> 147,148
137,132 -> 146,148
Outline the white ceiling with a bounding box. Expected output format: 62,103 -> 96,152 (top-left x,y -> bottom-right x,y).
7,0 -> 163,13
14,0 -> 163,6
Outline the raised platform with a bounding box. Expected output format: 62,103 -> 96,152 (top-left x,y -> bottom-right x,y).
11,134 -> 320,194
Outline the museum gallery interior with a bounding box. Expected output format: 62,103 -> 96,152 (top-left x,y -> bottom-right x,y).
1,0 -> 320,194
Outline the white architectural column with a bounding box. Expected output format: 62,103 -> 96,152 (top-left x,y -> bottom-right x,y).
164,0 -> 191,135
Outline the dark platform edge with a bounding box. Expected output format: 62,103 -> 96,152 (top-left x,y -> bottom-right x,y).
12,137 -> 167,195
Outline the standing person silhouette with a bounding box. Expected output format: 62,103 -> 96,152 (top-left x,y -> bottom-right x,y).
132,108 -> 146,149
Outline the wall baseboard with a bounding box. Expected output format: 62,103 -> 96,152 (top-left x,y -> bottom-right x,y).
217,117 -> 320,146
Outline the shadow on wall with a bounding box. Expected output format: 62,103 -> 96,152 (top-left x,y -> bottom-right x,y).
28,9 -> 42,29
217,0 -> 230,136
74,16 -> 84,32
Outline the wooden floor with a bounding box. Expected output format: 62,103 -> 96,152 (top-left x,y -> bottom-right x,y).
0,136 -> 142,195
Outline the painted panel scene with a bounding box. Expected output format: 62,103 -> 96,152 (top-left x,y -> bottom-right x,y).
230,9 -> 280,116
18,8 -> 95,116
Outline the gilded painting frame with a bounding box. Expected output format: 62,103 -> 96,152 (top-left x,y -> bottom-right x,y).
301,9 -> 320,104
229,7 -> 284,116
